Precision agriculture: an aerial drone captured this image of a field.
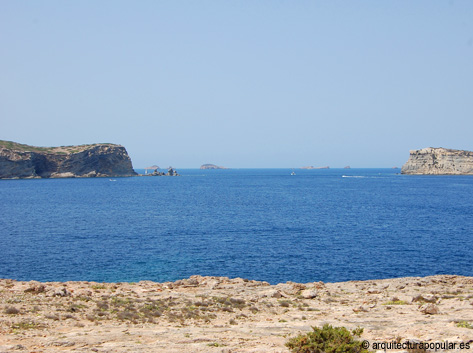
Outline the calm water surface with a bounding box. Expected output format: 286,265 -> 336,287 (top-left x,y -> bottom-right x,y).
1,169 -> 472,284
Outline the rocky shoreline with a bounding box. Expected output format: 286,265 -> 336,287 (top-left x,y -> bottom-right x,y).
1,275 -> 472,352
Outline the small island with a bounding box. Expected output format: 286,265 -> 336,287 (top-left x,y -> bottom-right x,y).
300,166 -> 330,170
200,164 -> 227,170
401,147 -> 473,175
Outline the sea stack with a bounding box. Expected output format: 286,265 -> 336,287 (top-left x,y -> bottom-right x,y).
401,147 -> 473,175
0,140 -> 137,179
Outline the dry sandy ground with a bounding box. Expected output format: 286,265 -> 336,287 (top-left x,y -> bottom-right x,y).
1,275 -> 473,352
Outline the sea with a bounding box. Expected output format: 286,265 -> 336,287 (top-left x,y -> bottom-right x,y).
1,168 -> 472,285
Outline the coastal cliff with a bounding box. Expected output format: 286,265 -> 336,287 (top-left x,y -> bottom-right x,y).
0,140 -> 137,179
401,147 -> 473,175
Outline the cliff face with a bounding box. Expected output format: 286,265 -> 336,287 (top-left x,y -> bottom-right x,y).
0,141 -> 137,179
401,147 -> 473,175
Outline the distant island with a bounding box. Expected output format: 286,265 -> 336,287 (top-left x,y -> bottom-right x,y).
0,140 -> 136,179
200,164 -> 227,170
300,166 -> 330,170
401,147 -> 473,175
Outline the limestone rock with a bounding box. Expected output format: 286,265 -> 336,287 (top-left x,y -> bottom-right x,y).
52,287 -> 70,297
412,294 -> 438,303
1,274 -> 473,352
300,289 -> 318,299
166,167 -> 179,176
419,303 -> 439,315
261,289 -> 283,298
0,140 -> 137,179
401,147 -> 473,175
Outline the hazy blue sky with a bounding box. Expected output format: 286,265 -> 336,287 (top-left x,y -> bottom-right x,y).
2,1 -> 472,168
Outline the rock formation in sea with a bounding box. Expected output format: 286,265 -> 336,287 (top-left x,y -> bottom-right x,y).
200,164 -> 227,170
0,140 -> 137,179
300,166 -> 330,170
401,147 -> 473,175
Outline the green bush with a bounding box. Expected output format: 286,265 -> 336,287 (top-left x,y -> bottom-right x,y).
286,324 -> 370,353
456,321 -> 473,329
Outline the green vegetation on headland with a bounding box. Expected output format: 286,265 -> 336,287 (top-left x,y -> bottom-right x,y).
0,140 -> 119,154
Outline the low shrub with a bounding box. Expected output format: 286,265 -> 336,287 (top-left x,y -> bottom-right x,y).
286,324 -> 370,353
456,321 -> 473,329
383,300 -> 408,305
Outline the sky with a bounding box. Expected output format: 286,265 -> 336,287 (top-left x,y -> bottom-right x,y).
1,1 -> 472,168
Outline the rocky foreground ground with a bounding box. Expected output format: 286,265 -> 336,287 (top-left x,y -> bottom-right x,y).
1,275 -> 473,352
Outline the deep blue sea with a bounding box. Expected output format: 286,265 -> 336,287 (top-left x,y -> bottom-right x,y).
1,168 -> 472,284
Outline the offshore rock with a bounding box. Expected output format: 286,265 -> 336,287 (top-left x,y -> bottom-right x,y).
0,140 -> 137,179
166,167 -> 179,176
300,166 -> 330,169
401,147 -> 473,175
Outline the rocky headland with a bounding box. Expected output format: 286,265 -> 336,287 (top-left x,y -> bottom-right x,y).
200,164 -> 227,170
401,148 -> 473,175
0,140 -> 136,179
1,275 -> 472,352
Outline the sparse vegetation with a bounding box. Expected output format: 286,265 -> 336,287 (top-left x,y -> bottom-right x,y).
24,285 -> 46,294
0,140 -> 117,154
279,299 -> 293,307
383,300 -> 408,305
456,321 -> 473,329
1,276 -> 472,351
207,342 -> 225,347
11,320 -> 42,330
